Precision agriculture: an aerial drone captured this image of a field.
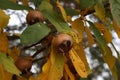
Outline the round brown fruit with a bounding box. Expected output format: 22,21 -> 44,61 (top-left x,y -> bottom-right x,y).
26,10 -> 45,25
52,33 -> 73,53
15,57 -> 32,72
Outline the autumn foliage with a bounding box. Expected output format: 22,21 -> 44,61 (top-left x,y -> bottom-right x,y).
0,0 -> 120,80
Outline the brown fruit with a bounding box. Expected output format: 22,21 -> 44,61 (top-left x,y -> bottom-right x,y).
26,10 -> 45,25
52,33 -> 73,53
15,57 -> 32,72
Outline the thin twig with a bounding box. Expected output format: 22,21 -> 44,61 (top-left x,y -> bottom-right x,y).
32,56 -> 46,63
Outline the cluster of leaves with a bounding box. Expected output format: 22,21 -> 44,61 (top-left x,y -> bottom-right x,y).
0,0 -> 120,80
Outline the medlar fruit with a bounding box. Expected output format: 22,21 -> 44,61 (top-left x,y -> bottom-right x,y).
52,33 -> 73,53
26,10 -> 45,25
15,57 -> 32,72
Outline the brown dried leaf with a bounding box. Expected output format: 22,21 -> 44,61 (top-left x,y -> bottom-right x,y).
8,47 -> 20,61
0,9 -> 10,28
0,30 -> 9,53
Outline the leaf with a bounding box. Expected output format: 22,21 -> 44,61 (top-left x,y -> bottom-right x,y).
69,48 -> 88,78
80,7 -> 94,17
0,64 -> 13,80
94,0 -> 106,21
71,18 -> 84,41
111,66 -> 118,80
29,76 -> 36,80
57,0 -> 67,22
79,0 -> 97,10
94,22 -> 112,43
33,0 -> 43,8
81,78 -> 89,80
65,8 -> 79,16
0,9 -> 10,28
22,0 -> 29,7
0,0 -> 33,10
64,64 -> 75,80
39,0 -> 72,32
112,21 -> 120,38
37,59 -> 51,80
10,0 -> 17,3
0,30 -> 9,53
103,46 -> 115,69
37,58 -> 51,80
38,46 -> 65,80
88,21 -> 106,54
8,47 -> 20,61
48,47 -> 64,80
0,53 -> 21,76
85,27 -> 95,47
109,0 -> 120,27
73,42 -> 91,74
20,23 -> 51,45
39,0 -> 53,11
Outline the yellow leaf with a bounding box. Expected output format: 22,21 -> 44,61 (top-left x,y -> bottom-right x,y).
8,47 -> 20,61
57,0 -> 67,22
112,21 -> 120,38
69,48 -> 88,78
94,1 -> 106,21
94,22 -> 112,43
64,64 -> 75,80
22,0 -> 29,7
111,66 -> 118,80
42,59 -> 51,73
0,9 -> 10,28
103,46 -> 115,69
71,18 -> 84,41
29,76 -> 36,80
73,42 -> 91,74
67,16 -> 72,23
48,47 -> 64,80
85,27 -> 95,47
38,46 -> 64,80
0,64 -> 13,80
0,30 -> 9,53
37,58 -> 51,80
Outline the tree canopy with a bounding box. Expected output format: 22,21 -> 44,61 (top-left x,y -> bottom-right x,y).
0,0 -> 120,80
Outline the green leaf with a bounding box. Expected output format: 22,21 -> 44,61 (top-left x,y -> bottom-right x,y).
109,0 -> 120,27
33,0 -> 42,8
39,0 -> 53,11
88,21 -> 106,54
0,0 -> 33,10
65,8 -> 79,16
80,78 -> 89,80
79,0 -> 97,10
0,52 -> 21,76
20,23 -> 51,45
39,0 -> 72,32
